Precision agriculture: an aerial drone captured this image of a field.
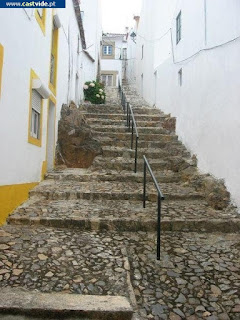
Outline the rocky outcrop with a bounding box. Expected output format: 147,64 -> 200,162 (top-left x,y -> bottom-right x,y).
183,173 -> 230,210
56,103 -> 102,168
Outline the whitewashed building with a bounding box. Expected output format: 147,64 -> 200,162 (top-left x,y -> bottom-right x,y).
101,33 -> 127,87
125,16 -> 140,85
127,0 -> 240,208
0,0 -> 102,224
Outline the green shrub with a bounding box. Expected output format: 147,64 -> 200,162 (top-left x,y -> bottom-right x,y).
83,81 -> 106,104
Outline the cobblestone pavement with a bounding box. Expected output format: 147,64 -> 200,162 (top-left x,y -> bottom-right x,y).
0,226 -> 239,320
0,226 -> 129,297
122,232 -> 240,320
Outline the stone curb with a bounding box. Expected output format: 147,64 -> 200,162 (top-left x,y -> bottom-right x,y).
0,289 -> 133,320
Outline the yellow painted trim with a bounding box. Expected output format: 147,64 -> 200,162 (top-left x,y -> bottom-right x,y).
45,95 -> 57,171
28,69 -> 43,147
0,43 -> 4,98
35,8 -> 46,35
0,182 -> 38,225
41,160 -> 47,180
49,14 -> 59,96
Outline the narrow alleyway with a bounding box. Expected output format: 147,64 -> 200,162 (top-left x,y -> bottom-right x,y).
0,87 -> 240,320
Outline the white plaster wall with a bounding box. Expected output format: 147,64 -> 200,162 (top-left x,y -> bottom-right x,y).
126,28 -> 138,84
0,0 -> 101,186
81,0 -> 102,77
0,9 -> 52,185
129,0 -> 240,208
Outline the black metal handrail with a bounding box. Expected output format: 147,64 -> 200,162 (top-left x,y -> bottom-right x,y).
143,155 -> 165,260
121,91 -> 139,173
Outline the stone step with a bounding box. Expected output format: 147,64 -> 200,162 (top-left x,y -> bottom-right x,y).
92,125 -> 170,135
99,137 -> 182,149
0,225 -> 133,318
0,288 -> 133,320
82,106 -> 123,114
84,113 -> 167,122
92,156 -> 194,172
127,107 -> 162,115
83,105 -> 162,116
101,146 -> 190,159
97,131 -> 178,142
46,168 -> 182,184
29,180 -> 204,201
87,118 -> 168,128
8,199 -> 240,233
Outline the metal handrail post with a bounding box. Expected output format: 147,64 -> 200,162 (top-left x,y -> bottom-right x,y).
157,194 -> 161,260
143,161 -> 146,208
143,156 -> 164,260
131,119 -> 134,149
135,136 -> 139,173
126,102 -> 129,127
128,106 -> 131,131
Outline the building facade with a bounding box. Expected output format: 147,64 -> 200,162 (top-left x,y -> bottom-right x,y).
101,33 -> 127,87
127,0 -> 240,208
125,16 -> 140,86
0,0 -> 102,224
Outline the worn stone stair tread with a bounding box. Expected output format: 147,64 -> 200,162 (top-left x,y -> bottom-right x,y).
87,119 -> 167,127
29,180 -> 204,201
93,156 -> 191,165
99,137 -> 182,148
84,113 -> 166,121
92,126 -> 171,134
82,107 -> 162,115
0,288 -> 133,319
96,131 -> 178,141
46,169 -> 182,183
101,146 -> 190,158
9,198 -> 240,232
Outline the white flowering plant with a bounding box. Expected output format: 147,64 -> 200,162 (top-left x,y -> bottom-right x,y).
83,80 -> 106,104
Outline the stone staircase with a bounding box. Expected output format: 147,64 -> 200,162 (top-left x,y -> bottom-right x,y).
0,86 -> 240,320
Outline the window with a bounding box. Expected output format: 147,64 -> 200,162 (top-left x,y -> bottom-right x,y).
0,44 -> 4,97
176,11 -> 182,44
49,17 -> 59,95
103,45 -> 113,55
101,74 -> 113,86
35,8 -> 46,34
28,69 -> 43,147
30,90 -> 41,139
178,68 -> 182,86
142,45 -> 144,59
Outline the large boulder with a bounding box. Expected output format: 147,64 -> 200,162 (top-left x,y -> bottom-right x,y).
56,104 -> 102,168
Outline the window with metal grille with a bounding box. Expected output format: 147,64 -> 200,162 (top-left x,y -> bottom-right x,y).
176,11 -> 182,44
103,45 -> 113,55
31,89 -> 41,139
